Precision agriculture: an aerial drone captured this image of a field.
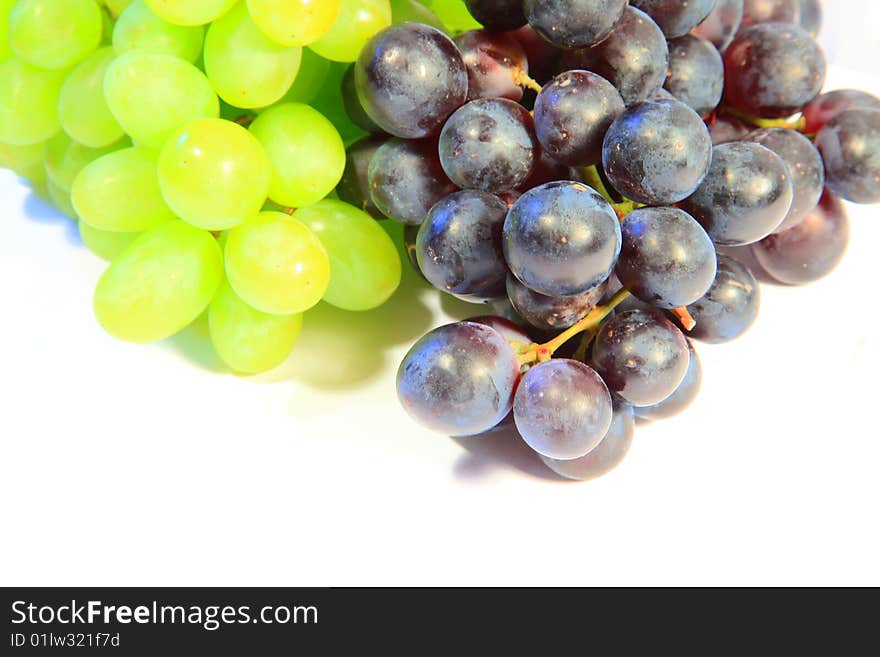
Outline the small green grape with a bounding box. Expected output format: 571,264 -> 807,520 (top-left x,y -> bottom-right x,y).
94,220 -> 224,343
425,0 -> 479,32
208,280 -> 303,374
389,0 -> 446,31
157,118 -> 270,230
113,0 -> 205,63
0,140 -> 46,177
225,211 -> 330,315
295,200 -> 401,311
144,0 -> 237,26
44,132 -> 128,192
246,0 -> 342,47
274,48 -> 331,106
58,48 -> 126,148
47,178 -> 79,220
103,52 -> 219,148
72,146 -> 176,232
79,221 -> 141,261
0,58 -> 66,146
249,103 -> 345,208
308,61 -> 367,144
9,0 -> 103,71
310,0 -> 392,63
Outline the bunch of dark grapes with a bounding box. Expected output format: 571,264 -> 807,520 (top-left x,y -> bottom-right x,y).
337,1 -> 880,482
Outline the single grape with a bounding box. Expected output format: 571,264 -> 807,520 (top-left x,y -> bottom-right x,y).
427,0 -> 481,32
144,0 -> 237,26
72,146 -> 176,233
637,340 -> 701,421
797,0 -> 821,37
113,0 -> 205,62
740,0 -> 799,29
506,274 -> 604,331
203,2 -> 303,109
802,89 -> 880,134
44,133 -> 127,192
746,128 -> 824,232
94,220 -> 224,343
439,98 -> 537,193
9,0 -> 102,71
308,61 -> 367,143
591,308 -> 689,407
533,70 -> 625,167
0,58 -> 65,146
708,111 -> 752,145
103,53 -> 219,148
58,48 -> 125,149
389,0 -> 446,31
279,48 -> 332,105
723,23 -> 826,119
355,23 -> 468,139
310,0 -> 392,63
455,30 -> 528,103
815,108 -> 880,205
367,138 -> 457,225
208,281 -> 303,375
416,190 -> 508,302
463,0 -> 526,31
397,321 -> 520,437
664,34 -> 724,118
524,0 -> 627,50
540,399 -> 634,481
246,0 -> 341,46
686,253 -> 760,343
294,199 -> 402,311
630,0 -> 718,38
225,212 -> 330,315
158,118 -> 270,231
503,181 -> 621,297
562,7 -> 669,106
602,99 -> 712,205
692,0 -> 744,52
78,222 -> 141,261
336,135 -> 387,219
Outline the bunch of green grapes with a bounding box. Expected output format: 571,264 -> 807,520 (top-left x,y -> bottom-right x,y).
0,0 -> 459,375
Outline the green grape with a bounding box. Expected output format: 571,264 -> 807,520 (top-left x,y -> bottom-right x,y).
389,0 -> 446,31
94,220 -> 224,343
157,118 -> 270,230
307,61 -> 366,144
44,132 -> 127,192
144,0 -> 237,26
103,0 -> 135,18
309,0 -> 392,63
208,280 -> 303,374
79,221 -> 141,260
58,48 -> 126,148
204,3 -> 302,109
47,178 -> 79,219
9,0 -> 103,71
225,211 -> 330,315
249,103 -> 344,208
113,0 -> 205,63
275,47 -> 330,106
294,200 -> 401,311
425,0 -> 479,32
246,0 -> 342,47
0,140 -> 46,177
104,52 -> 219,148
0,58 -> 65,145
1,0 -> 17,62
72,146 -> 176,232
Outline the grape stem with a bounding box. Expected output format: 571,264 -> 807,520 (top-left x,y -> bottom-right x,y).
581,165 -> 615,204
668,306 -> 697,331
512,68 -> 543,94
719,104 -> 807,132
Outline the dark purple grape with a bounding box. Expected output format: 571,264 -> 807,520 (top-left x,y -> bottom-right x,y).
740,0 -> 799,29
591,308 -> 690,407
438,98 -> 538,193
533,70 -> 626,167
368,138 -> 458,225
337,135 -> 387,219
630,0 -> 718,38
506,273 -> 604,331
513,359 -> 613,460
562,7 -> 669,106
539,399 -> 634,481
803,89 -> 880,134
342,65 -> 383,134
752,191 -> 849,285
815,108 -> 880,204
681,142 -> 793,246
523,0 -> 628,50
455,30 -> 528,102
708,111 -> 752,144
692,0 -> 744,52
509,25 -> 561,85
416,190 -> 509,302
602,99 -> 712,205
516,152 -> 570,191
723,23 -> 826,119
463,0 -> 527,31
686,253 -> 760,343
468,315 -> 531,344
503,181 -> 621,296
616,207 -> 717,309
746,127 -> 824,232
397,321 -> 520,436
797,0 -> 822,36
355,23 -> 468,139
637,340 -> 701,420
664,34 -> 724,118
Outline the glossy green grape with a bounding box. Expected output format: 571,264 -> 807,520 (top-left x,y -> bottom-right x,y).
79,221 -> 141,260
58,48 -> 126,148
103,52 -> 219,148
308,61 -> 366,144
389,0 -> 446,31
144,0 -> 237,26
0,140 -> 46,177
310,0 -> 392,63
208,281 -> 303,374
113,0 -> 205,63
275,47 -> 330,106
426,0 -> 480,32
246,0 -> 342,47
9,0 -> 103,70
157,118 -> 271,230
44,132 -> 127,192
0,58 -> 65,145
204,2 -> 302,109
295,200 -> 401,311
249,103 -> 345,208
225,211 -> 330,315
72,146 -> 177,232
94,220 -> 224,343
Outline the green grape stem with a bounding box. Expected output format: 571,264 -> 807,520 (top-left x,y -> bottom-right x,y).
512,67 -> 543,94
719,104 -> 808,132
580,165 -> 643,219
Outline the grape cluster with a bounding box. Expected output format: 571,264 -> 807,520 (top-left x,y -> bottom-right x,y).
380,1 -> 880,481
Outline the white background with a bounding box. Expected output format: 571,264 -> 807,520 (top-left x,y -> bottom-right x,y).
1,2 -> 879,587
